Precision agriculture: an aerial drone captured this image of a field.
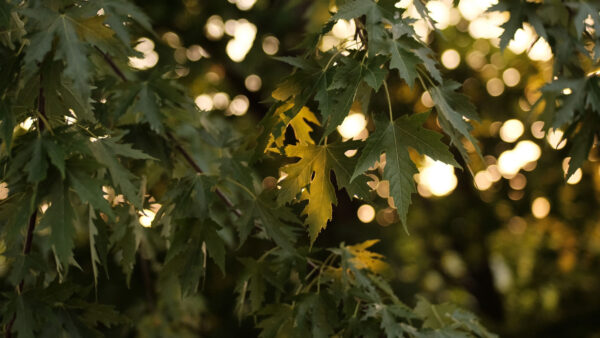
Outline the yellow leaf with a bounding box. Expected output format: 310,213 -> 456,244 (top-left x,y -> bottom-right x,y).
271,79 -> 299,101
348,240 -> 389,274
278,144 -> 336,243
267,104 -> 320,151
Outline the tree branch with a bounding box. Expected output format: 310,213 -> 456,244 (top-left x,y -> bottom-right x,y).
94,46 -> 243,218
94,46 -> 128,83
166,132 -> 242,218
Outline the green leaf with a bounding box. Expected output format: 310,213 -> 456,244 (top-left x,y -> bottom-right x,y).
565,116 -> 596,180
382,39 -> 421,87
322,57 -> 364,136
89,138 -> 151,209
363,55 -> 388,91
238,191 -> 300,251
69,169 -> 115,218
39,180 -> 77,274
0,101 -> 15,152
203,220 -> 226,274
572,3 -> 600,38
133,85 -> 163,133
95,0 -> 153,45
429,81 -> 480,160
25,138 -> 48,183
13,294 -> 35,338
413,296 -> 458,329
352,112 -> 458,226
43,138 -> 66,178
87,207 -> 102,287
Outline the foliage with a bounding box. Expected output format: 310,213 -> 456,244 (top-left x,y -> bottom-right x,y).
0,0 -> 599,337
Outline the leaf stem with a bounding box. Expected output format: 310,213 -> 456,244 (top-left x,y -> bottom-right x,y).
383,80 -> 394,122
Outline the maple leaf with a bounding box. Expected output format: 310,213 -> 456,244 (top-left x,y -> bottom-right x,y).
429,81 -> 481,161
237,191 -> 300,251
22,8 -> 92,101
352,112 -> 459,227
278,142 -> 366,243
347,239 -> 389,274
267,103 -> 320,151
39,180 -> 78,275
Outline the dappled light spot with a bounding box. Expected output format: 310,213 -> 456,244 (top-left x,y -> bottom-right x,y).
502,68 -> 520,87
129,37 -> 159,70
418,157 -> 457,197
226,20 -> 257,62
357,204 -> 376,223
245,74 -> 262,92
499,119 -> 524,143
262,35 -> 279,55
337,113 -> 367,139
486,77 -> 504,97
532,197 -> 551,219
229,95 -> 250,116
205,15 -> 225,40
195,94 -> 213,111
546,129 -> 566,149
441,49 -> 461,69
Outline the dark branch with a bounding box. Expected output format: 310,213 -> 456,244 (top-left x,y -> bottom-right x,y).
94,46 -> 129,83
95,49 -> 243,218
167,132 -> 242,218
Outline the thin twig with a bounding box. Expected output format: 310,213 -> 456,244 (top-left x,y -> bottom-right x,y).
4,211 -> 37,338
94,46 -> 128,83
5,75 -> 47,337
94,47 -> 243,219
167,132 -> 242,218
138,254 -> 155,310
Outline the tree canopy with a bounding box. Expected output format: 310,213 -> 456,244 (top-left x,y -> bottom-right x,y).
1,0 -> 600,337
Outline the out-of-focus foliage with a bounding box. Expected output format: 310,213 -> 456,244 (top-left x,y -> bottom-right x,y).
1,0 -> 600,337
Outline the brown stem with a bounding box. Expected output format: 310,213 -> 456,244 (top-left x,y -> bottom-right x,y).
167,132 -> 242,218
37,82 -> 46,132
353,18 -> 368,48
138,254 -> 155,310
94,46 -> 128,83
5,211 -> 37,338
6,74 -> 47,337
95,47 -> 243,219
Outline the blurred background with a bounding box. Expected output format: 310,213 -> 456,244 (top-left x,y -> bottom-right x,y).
32,0 -> 600,336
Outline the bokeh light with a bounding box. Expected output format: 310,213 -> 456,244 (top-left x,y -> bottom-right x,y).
205,15 -> 225,40
195,94 -> 213,111
262,35 -> 280,55
531,197 -> 551,218
129,37 -> 159,70
337,113 -> 367,139
225,19 -> 257,62
502,68 -> 521,87
245,74 -> 262,92
499,119 -> 524,143
441,49 -> 461,69
357,204 -> 376,223
229,95 -> 250,116
486,77 -> 505,97
139,209 -> 156,228
418,156 -> 458,197
546,129 -> 566,149
528,37 -> 553,61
